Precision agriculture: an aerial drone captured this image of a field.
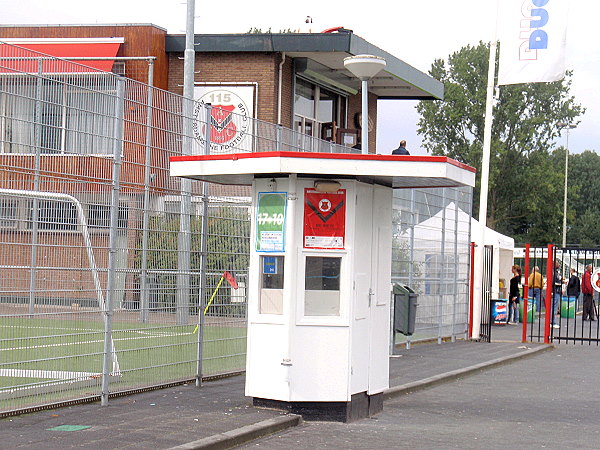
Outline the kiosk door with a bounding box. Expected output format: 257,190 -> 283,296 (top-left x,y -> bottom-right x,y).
367,184 -> 392,394
351,183 -> 391,396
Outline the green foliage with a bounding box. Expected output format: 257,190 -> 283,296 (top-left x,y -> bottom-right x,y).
416,41 -> 585,245
566,150 -> 600,247
133,206 -> 250,311
138,206 -> 250,273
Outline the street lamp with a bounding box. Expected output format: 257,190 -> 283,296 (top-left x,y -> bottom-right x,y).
557,122 -> 576,247
343,55 -> 386,155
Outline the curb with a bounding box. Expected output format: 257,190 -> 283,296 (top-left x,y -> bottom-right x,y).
172,344 -> 552,449
168,414 -> 302,450
383,344 -> 554,400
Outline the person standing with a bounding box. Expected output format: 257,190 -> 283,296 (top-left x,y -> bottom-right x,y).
392,140 -> 410,155
581,264 -> 595,321
566,268 -> 581,300
528,266 -> 543,312
551,261 -> 564,328
508,265 -> 521,324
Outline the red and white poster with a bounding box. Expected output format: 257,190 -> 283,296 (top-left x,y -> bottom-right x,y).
303,188 -> 346,249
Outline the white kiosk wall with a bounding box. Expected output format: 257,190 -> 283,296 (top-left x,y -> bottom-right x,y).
245,176 -> 392,415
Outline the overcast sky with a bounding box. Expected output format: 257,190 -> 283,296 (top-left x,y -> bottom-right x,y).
1,0 -> 598,155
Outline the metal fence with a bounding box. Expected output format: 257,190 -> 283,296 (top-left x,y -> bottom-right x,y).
391,186 -> 473,346
516,246 -> 600,345
0,41 -> 473,415
0,42 -> 257,415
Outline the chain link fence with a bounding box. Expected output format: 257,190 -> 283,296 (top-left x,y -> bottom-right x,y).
0,41 -> 472,415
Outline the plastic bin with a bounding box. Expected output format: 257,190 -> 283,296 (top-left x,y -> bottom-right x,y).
393,284 -> 418,336
561,296 -> 576,318
520,299 -> 536,323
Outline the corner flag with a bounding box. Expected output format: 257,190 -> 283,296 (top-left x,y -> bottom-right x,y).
498,0 -> 568,85
223,271 -> 238,290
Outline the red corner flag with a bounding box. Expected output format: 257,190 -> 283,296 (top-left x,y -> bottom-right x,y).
223,271 -> 238,290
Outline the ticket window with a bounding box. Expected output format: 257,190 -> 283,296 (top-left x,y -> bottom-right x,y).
304,256 -> 341,316
260,255 -> 284,314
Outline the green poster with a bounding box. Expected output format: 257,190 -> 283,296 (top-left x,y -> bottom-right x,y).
256,192 -> 287,252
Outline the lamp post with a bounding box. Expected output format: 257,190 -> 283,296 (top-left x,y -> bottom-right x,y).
343,55 -> 386,155
557,122 -> 576,247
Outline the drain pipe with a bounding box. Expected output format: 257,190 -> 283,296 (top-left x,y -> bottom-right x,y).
277,52 -> 286,124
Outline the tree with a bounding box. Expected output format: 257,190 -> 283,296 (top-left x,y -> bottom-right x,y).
416,41 -> 584,245
565,150 -> 600,247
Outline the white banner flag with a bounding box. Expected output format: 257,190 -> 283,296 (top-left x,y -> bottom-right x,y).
498,0 -> 568,85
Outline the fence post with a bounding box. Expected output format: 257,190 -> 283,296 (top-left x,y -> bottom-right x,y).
437,189 -> 447,344
196,103 -> 212,387
176,94 -> 194,326
522,243 -> 530,343
140,59 -> 155,324
544,244 -> 554,344
28,58 -> 44,315
102,77 -> 126,406
469,242 -> 476,338
452,188 -> 459,342
406,188 -> 416,349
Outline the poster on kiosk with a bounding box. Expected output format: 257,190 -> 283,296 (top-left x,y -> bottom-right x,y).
303,188 -> 346,249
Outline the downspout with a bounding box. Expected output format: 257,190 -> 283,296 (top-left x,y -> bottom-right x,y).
277,52 -> 286,124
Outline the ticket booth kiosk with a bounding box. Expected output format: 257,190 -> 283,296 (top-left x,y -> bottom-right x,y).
170,152 -> 475,421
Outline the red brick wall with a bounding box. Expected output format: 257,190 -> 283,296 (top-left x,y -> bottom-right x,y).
167,52 -> 377,144
168,52 -> 281,124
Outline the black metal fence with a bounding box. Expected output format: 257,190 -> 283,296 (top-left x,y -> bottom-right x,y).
479,245 -> 493,343
517,246 -> 600,345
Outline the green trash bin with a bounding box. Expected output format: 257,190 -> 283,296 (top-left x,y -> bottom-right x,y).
561,296 -> 576,318
519,298 -> 536,323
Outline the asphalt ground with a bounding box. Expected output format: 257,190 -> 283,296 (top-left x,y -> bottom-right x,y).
0,329 -> 559,449
247,343 -> 600,450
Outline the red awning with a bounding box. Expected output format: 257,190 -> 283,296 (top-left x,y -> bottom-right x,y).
0,38 -> 123,74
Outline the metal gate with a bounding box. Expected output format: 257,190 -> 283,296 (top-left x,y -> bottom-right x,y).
479,245 -> 493,342
550,247 -> 600,345
521,246 -> 600,345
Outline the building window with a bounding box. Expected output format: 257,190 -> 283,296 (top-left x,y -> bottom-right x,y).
0,199 -> 18,228
31,200 -> 78,231
294,77 -> 346,142
88,203 -> 129,229
0,75 -> 118,155
0,196 -> 128,232
304,256 -> 341,316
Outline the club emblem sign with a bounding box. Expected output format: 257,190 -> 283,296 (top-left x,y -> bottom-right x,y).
193,87 -> 253,154
591,270 -> 600,293
303,188 -> 346,249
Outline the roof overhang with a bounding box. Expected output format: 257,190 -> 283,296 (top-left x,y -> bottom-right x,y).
165,32 -> 443,100
169,152 -> 475,189
0,37 -> 124,73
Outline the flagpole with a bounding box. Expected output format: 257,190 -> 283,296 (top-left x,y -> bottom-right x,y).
472,0 -> 499,340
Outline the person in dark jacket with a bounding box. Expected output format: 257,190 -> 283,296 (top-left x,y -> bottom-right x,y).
508,265 -> 522,324
566,268 -> 581,299
392,140 -> 410,155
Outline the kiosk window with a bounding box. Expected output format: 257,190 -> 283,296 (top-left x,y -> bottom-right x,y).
304,256 -> 341,316
260,255 -> 284,314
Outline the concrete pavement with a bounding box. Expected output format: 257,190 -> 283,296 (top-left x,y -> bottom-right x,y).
0,337 -> 554,449
248,343 -> 600,449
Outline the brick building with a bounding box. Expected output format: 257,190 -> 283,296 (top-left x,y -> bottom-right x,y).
0,24 -> 443,307
0,23 -> 443,151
